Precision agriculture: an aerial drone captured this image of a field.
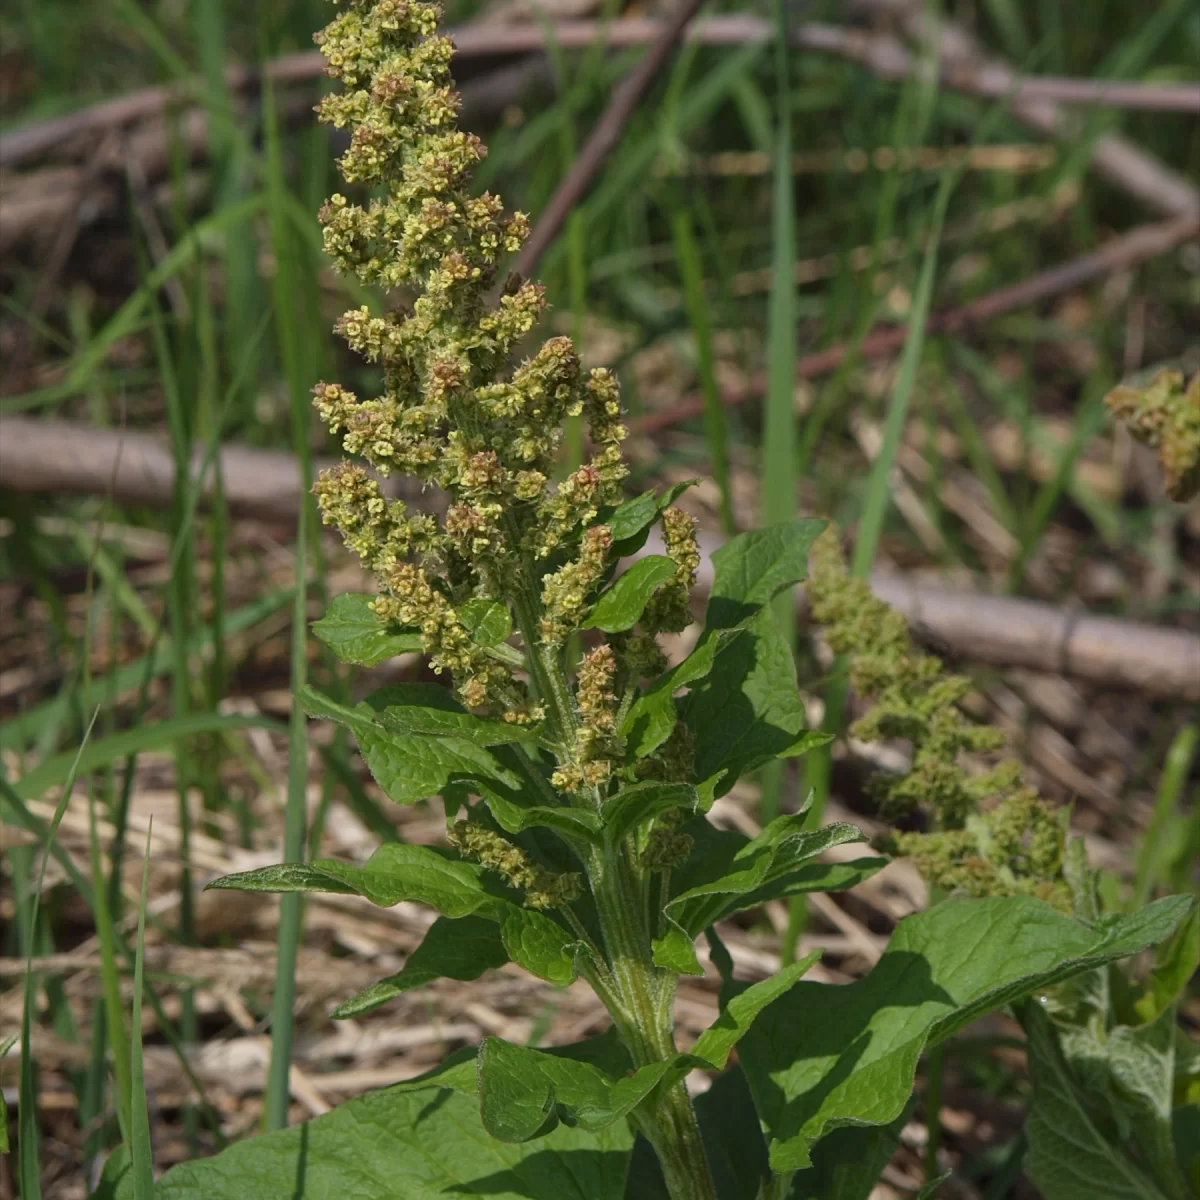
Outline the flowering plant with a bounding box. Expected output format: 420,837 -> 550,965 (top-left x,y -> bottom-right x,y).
130,4 -> 1197,1197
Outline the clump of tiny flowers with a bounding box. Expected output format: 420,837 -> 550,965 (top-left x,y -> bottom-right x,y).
807,527 -> 1070,910
308,0 -> 702,894
1105,367 -> 1200,502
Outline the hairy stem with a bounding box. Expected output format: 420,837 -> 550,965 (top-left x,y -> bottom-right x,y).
587,841 -> 718,1199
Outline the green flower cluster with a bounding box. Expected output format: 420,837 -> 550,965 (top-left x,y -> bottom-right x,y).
807,528 -> 1070,909
1105,367 -> 1200,502
309,0 -> 702,869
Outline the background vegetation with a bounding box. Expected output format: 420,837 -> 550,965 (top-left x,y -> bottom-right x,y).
1,0 -> 1197,1196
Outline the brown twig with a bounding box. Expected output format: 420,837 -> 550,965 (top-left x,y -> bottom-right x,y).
506,0 -> 707,282
2,415 -> 1197,698
0,415 -> 424,522
871,1 -> 1199,219
665,528 -> 1200,703
4,18 -> 1197,168
634,213 -> 1200,435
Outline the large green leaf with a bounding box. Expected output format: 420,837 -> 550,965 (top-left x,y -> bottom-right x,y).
622,628 -> 738,760
585,556 -> 677,633
1022,1001 -> 1183,1200
209,845 -> 581,986
789,1120 -> 907,1200
653,816 -> 879,974
369,683 -> 538,745
310,592 -> 423,665
100,1086 -> 632,1199
400,957 -> 818,1143
601,782 -> 697,846
680,608 -> 829,800
497,905 -> 581,986
331,915 -> 509,1018
737,894 -> 1193,1171
208,843 -> 492,914
705,519 -> 825,629
472,777 -> 601,850
299,683 -> 524,803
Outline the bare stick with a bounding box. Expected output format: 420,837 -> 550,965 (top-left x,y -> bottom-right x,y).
634,213 -> 1200,435
505,0 -> 707,283
0,416 -> 424,522
3,415 -> 1196,698
5,18 -> 1196,167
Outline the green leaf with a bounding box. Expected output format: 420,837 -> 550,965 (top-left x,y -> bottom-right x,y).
369,683 -> 537,745
584,556 -> 677,633
311,592 -> 423,665
681,608 -> 829,800
652,816 -> 874,974
695,952 -> 822,1067
476,1038 -> 688,1142
209,843 -> 492,916
1022,898 -> 1198,1200
331,915 -> 509,1018
474,778 -> 601,849
1022,1001 -> 1182,1200
706,519 -> 826,629
103,1086 -> 632,1199
203,862 -> 363,897
300,684 -> 525,802
296,683 -> 378,735
605,481 -> 696,551
602,782 -> 698,846
622,628 -> 738,760
737,894 -> 1194,1171
471,955 -> 818,1145
399,959 -> 819,1150
360,713 -> 522,807
458,597 -> 513,647
498,905 -> 581,986
1136,899 -> 1200,1023
789,1120 -> 907,1200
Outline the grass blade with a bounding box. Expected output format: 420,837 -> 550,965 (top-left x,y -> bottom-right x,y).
672,206 -> 737,535
17,708 -> 99,1200
262,66 -> 314,1133
760,0 -> 796,831
128,823 -> 156,1198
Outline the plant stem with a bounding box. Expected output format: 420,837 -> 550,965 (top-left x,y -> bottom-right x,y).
587,844 -> 719,1199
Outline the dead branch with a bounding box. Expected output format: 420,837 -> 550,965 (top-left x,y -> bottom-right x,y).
2,416 -> 1196,699
0,415 -> 425,522
865,0 -> 1199,219
3,17 -> 1195,215
635,212 -> 1200,435
507,0 -> 707,282
674,529 -> 1200,703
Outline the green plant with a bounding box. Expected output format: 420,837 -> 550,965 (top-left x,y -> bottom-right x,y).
94,3 -> 1196,1197
1105,367 -> 1200,503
